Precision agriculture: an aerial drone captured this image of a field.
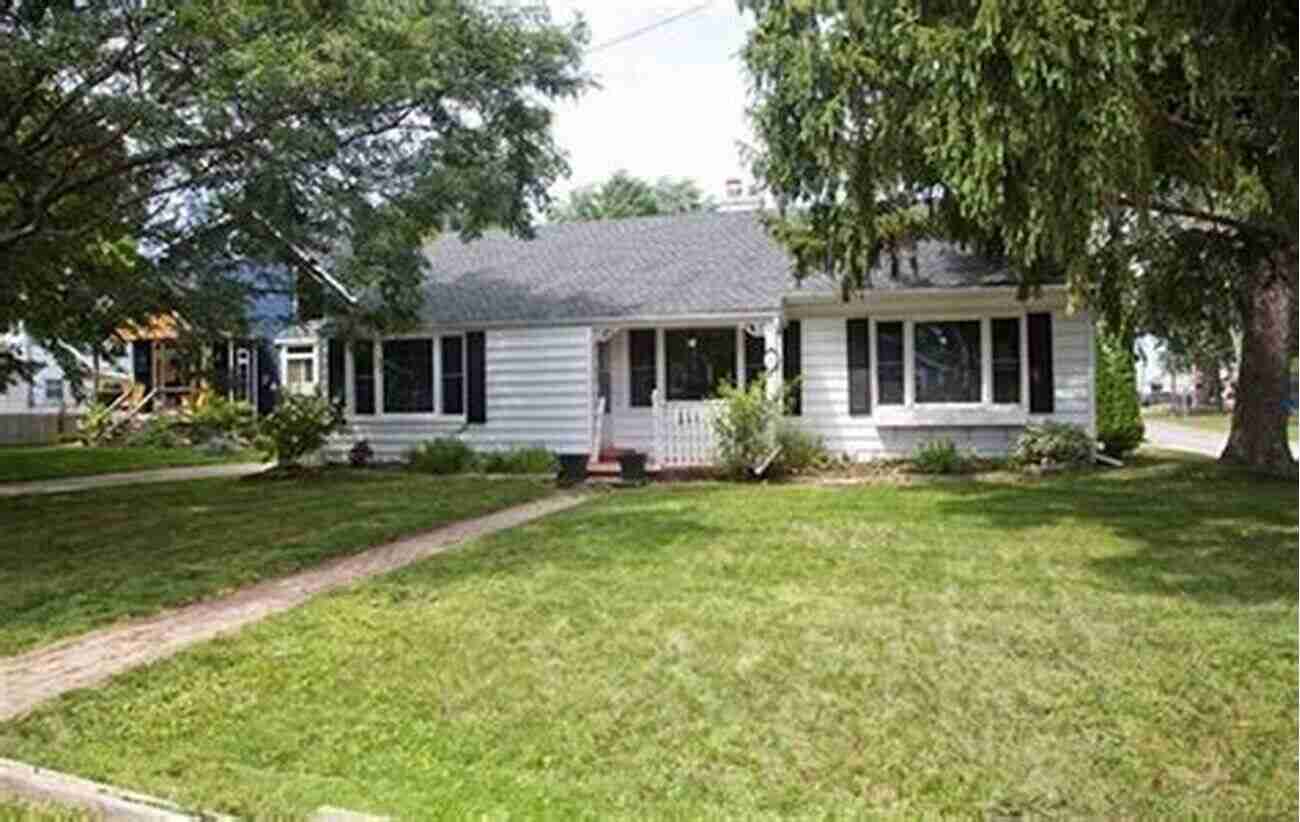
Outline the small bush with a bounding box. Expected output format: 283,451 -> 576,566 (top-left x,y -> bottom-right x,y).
185,395 -> 256,444
348,439 -> 374,468
407,437 -> 478,474
480,446 -> 556,474
123,416 -> 188,449
1095,329 -> 1145,457
1010,422 -> 1094,469
773,425 -> 829,475
912,438 -> 967,474
77,402 -> 116,445
713,380 -> 783,479
256,394 -> 345,466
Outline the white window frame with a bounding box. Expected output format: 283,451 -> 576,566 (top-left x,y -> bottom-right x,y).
282,344 -> 318,395
869,312 -> 1030,425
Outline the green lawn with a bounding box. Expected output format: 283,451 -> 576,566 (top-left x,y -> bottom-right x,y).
0,472 -> 552,656
1,454 -> 1294,819
0,445 -> 261,484
1145,409 -> 1299,439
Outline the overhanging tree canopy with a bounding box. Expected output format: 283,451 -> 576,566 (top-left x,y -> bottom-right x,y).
547,170 -> 715,223
1,0 -> 589,389
740,0 -> 1297,475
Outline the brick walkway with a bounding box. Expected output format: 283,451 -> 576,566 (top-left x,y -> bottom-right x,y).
0,462 -> 270,498
0,493 -> 588,721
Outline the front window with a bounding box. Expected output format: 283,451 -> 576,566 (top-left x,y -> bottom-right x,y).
382,339 -> 433,413
914,320 -> 982,404
44,378 -> 64,405
285,345 -> 316,389
665,328 -> 736,400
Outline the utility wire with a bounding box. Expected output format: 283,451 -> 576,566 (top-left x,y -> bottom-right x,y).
587,1 -> 716,54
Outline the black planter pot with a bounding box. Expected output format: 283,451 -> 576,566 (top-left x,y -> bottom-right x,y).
556,453 -> 590,486
618,451 -> 648,483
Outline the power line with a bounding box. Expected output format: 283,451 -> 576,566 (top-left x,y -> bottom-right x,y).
587,2 -> 716,54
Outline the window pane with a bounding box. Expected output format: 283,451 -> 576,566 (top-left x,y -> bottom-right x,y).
914,321 -> 982,403
286,358 -> 313,385
992,318 -> 1021,404
383,339 -> 433,413
45,379 -> 63,404
441,336 -> 463,415
628,329 -> 656,407
353,341 -> 375,415
876,321 -> 904,405
665,328 -> 737,400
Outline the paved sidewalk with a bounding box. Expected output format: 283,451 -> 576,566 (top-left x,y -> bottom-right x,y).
0,492 -> 587,721
0,462 -> 270,497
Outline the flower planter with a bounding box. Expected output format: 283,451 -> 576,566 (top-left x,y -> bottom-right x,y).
618,451 -> 648,483
556,453 -> 590,486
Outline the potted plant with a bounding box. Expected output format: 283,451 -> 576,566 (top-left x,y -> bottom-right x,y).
556,453 -> 589,486
618,450 -> 648,483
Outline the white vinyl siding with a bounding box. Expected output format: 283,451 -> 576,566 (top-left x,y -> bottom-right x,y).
334,326 -> 592,460
790,300 -> 1094,459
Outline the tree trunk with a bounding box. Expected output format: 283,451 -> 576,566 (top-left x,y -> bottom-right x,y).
1220,244 -> 1298,477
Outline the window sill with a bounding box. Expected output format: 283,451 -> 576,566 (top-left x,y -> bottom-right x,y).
872,405 -> 1028,427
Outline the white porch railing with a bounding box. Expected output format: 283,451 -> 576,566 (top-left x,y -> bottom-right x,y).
651,389 -> 723,468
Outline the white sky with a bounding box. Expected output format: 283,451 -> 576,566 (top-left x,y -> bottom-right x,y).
544,1 -> 755,201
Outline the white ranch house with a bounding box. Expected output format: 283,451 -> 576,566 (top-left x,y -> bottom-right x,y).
278,210 -> 1094,469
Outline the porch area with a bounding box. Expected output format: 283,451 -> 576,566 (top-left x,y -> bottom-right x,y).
584,317 -> 785,472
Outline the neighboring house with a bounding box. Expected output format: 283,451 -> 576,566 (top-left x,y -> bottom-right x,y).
279,210 -> 1094,466
0,325 -> 131,444
119,287 -> 294,417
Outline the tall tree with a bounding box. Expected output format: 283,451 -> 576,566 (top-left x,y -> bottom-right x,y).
741,0 -> 1297,475
1,0 -> 589,390
548,170 -> 715,222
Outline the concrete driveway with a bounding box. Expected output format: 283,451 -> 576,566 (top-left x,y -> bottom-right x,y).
1143,419 -> 1298,458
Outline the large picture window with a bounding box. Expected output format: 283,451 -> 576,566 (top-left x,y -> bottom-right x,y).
441,335 -> 464,415
992,318 -> 1021,404
665,328 -> 736,400
914,320 -> 982,404
382,339 -> 433,413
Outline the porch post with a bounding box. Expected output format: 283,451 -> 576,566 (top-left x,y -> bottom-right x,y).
765,317 -> 783,402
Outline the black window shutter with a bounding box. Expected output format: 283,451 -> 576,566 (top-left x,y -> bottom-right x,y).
327,339 -> 346,408
352,341 -> 375,415
628,329 -> 656,407
1028,312 -> 1055,414
466,330 -> 487,424
847,318 -> 870,416
744,333 -> 766,389
783,320 -> 802,416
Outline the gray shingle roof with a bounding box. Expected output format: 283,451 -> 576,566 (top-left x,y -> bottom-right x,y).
419,210 -> 1024,325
